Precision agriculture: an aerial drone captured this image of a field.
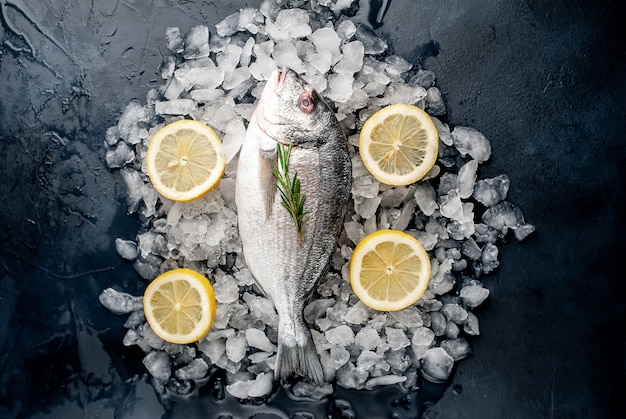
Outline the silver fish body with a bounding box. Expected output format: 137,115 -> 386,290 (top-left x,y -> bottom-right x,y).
236,68 -> 351,384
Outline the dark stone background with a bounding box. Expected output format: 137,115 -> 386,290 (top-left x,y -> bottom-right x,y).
1,0 -> 624,417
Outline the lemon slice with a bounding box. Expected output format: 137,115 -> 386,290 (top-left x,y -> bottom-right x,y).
359,104 -> 438,186
349,230 -> 431,311
143,268 -> 216,344
146,119 -> 226,202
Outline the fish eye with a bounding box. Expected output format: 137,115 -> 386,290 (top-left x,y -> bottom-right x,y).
298,92 -> 315,113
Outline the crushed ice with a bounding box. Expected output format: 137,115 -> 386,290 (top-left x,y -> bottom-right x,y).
100,0 -> 534,402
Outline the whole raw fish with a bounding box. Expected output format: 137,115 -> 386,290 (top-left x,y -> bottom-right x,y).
236,68 -> 351,384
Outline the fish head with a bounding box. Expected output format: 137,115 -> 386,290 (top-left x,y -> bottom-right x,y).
252,68 -> 339,148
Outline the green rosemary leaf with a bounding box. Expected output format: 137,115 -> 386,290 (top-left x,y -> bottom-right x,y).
269,143 -> 309,243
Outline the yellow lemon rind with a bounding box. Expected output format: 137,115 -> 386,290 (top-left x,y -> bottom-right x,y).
146,119 -> 226,202
349,229 -> 431,312
143,268 -> 216,345
359,104 -> 438,186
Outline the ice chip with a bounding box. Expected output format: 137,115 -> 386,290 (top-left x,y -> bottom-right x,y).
184,25 -> 210,59
115,238 -> 139,261
473,174 -> 510,207
272,42 -> 305,73
226,332 -> 247,363
384,55 -> 412,75
330,345 -> 351,370
309,27 -> 341,65
425,86 -> 446,115
385,327 -> 410,351
355,327 -> 380,351
243,292 -> 279,327
457,160 -> 478,199
213,274 -> 239,304
245,328 -> 276,353
365,375 -> 407,390
335,41 -> 365,74
414,182 -> 438,216
154,99 -> 196,116
420,347 -> 454,383
226,372 -> 273,399
197,338 -> 226,364
451,126 -> 492,163
336,19 -> 356,41
325,325 -> 355,347
99,288 -> 142,314
441,338 -> 470,361
327,72 -> 354,102
120,168 -> 144,213
439,189 -> 465,223
175,358 -> 209,380
355,24 -> 388,55
143,351 -> 171,383
165,27 -> 184,53
514,223 -> 536,241
460,281 -> 490,309
216,12 -> 240,37
481,243 -> 499,274
441,304 -> 468,324
482,201 -> 524,231
105,141 -> 135,168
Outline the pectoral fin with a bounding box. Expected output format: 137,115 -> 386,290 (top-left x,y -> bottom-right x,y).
259,149 -> 277,220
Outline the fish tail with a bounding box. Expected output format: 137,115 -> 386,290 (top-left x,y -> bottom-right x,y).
275,319 -> 324,386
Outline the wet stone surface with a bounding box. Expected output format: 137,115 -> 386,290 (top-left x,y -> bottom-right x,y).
1,0 -> 625,418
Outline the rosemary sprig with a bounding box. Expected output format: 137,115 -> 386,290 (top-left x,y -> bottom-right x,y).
270,144 -> 309,244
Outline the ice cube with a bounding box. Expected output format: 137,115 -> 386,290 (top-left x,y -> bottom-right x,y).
429,311 -> 447,336
473,174 -> 510,207
355,326 -> 380,351
99,288 -> 142,314
344,220 -> 366,246
249,47 -> 277,81
165,27 -> 184,53
115,238 -> 139,261
304,298 -> 336,323
267,8 -> 312,41
355,24 -> 388,55
272,41 -> 305,73
330,345 -> 351,370
226,371 -> 273,399
425,86 -> 446,115
451,126 -> 492,163
420,347 -> 454,383
238,8 -> 264,35
441,338 -> 470,361
245,328 -> 276,353
184,26 -> 210,59
117,100 -> 150,141
336,19 -> 356,41
389,306 -> 423,328
365,375 -> 407,390
290,381 -> 334,400
243,292 -> 279,327
143,351 -> 171,383
343,301 -> 370,325
215,12 -> 240,37
325,325 -> 355,347
414,182 -> 438,216
385,327 -> 410,351
481,242 -> 499,274
309,27 -> 341,65
460,282 -> 490,309
226,332 -> 247,363
197,338 -> 226,364
213,274 -> 239,304
514,223 -> 536,241
463,312 -> 480,336
411,326 -> 435,359
457,160 -> 478,199
175,358 -> 209,380
154,99 -> 196,116
327,72 -> 354,102
461,238 -> 482,260
445,321 -> 460,339
335,41 -> 365,74
439,189 -> 465,223
441,304 -> 468,324
105,141 -> 135,169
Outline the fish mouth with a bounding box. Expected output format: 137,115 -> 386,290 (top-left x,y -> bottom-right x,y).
275,67 -> 295,94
